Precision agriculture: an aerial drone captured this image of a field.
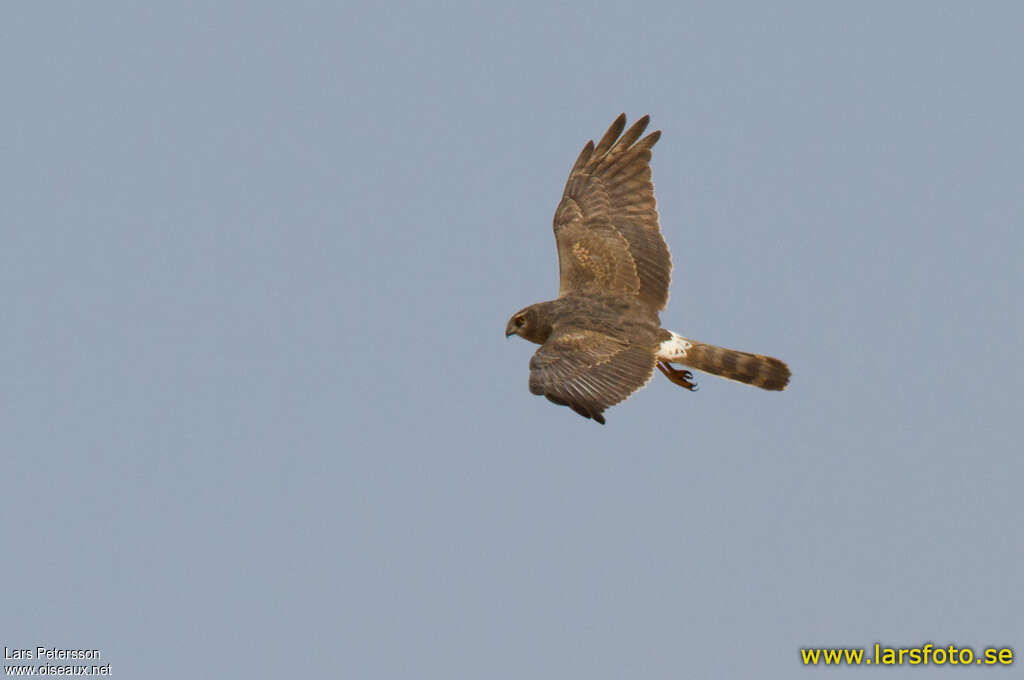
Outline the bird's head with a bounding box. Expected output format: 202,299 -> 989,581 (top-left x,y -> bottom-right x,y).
505,304 -> 552,345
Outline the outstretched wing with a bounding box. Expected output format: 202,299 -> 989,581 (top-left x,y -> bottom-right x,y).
528,328 -> 656,424
553,114 -> 671,312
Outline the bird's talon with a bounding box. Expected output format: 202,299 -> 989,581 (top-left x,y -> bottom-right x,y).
657,361 -> 698,391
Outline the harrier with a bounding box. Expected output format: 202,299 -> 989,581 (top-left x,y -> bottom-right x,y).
506,114 -> 790,424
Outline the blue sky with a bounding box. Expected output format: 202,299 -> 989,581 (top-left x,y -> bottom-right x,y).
3,3 -> 1022,678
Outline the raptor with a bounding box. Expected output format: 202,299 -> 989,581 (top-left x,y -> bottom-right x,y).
506,114 -> 790,424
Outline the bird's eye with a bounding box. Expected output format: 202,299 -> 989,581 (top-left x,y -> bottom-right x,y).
516,316 -> 525,326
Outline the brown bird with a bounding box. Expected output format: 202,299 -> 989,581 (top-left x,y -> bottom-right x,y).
506,114 -> 790,424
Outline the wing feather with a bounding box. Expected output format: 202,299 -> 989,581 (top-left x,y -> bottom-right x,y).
553,115 -> 672,311
528,329 -> 656,424
592,113 -> 626,158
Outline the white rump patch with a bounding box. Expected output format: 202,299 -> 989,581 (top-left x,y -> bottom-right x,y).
656,331 -> 692,362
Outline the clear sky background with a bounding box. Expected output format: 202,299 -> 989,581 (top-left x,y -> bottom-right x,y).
3,3 -> 1022,678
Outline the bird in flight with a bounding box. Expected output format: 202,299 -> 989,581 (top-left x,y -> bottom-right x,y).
506,114 -> 790,424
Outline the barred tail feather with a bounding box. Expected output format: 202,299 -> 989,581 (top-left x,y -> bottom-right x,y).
656,331 -> 790,391
683,342 -> 790,391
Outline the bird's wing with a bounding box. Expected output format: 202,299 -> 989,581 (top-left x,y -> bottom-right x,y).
552,114 -> 671,312
528,328 -> 655,424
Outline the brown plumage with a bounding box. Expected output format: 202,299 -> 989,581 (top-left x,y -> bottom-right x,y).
506,114 -> 790,424
655,332 -> 791,392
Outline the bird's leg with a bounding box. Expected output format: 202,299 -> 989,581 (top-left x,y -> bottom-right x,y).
657,362 -> 698,391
